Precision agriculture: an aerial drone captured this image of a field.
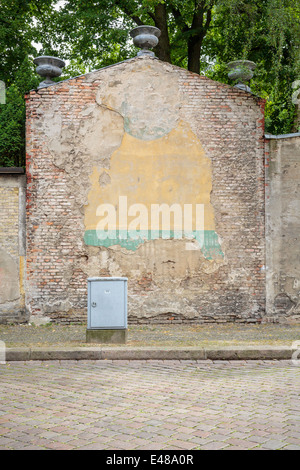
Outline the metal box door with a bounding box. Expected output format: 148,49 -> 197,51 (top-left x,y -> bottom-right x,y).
88,277 -> 127,329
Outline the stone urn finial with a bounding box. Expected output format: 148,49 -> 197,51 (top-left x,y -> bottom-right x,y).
130,25 -> 161,57
227,60 -> 256,93
33,56 -> 65,89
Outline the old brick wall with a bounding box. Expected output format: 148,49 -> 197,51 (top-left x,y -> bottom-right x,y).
25,56 -> 266,324
0,171 -> 27,323
266,134 -> 300,322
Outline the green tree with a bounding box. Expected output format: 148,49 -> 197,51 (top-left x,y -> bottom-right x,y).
46,0 -> 300,135
0,58 -> 39,167
42,0 -> 216,74
46,0 -> 299,75
0,0 -> 34,86
0,0 -> 299,167
203,0 -> 300,134
0,0 -> 52,166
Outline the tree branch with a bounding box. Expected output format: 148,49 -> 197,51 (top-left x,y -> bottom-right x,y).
204,8 -> 212,32
0,17 -> 11,26
191,3 -> 213,35
114,0 -> 144,26
169,5 -> 190,32
191,7 -> 203,31
146,10 -> 156,22
31,1 -> 53,49
195,0 -> 214,10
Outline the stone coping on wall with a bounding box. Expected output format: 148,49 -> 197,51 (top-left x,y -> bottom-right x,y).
0,167 -> 25,174
265,132 -> 300,139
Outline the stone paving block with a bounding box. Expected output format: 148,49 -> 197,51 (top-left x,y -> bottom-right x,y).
163,445 -> 187,450
22,445 -> 47,450
108,440 -> 137,450
198,442 -> 230,450
73,442 -> 106,450
137,443 -> 169,450
167,439 -> 197,450
248,435 -> 269,444
262,440 -> 287,450
283,444 -> 300,450
284,437 -> 300,445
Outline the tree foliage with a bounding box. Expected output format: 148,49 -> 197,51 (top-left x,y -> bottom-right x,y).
0,0 -> 299,167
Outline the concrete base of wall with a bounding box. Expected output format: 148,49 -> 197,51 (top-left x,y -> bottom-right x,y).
86,329 -> 128,344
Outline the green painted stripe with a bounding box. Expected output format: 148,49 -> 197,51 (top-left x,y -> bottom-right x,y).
84,230 -> 224,260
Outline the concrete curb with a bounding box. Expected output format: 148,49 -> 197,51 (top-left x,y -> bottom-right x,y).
4,346 -> 298,362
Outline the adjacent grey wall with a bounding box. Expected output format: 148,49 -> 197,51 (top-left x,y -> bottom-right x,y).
0,172 -> 27,323
266,134 -> 300,322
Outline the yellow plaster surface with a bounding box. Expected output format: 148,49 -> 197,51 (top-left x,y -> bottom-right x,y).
85,121 -> 216,233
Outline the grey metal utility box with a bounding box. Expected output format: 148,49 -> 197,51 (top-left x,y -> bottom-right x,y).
87,277 -> 128,330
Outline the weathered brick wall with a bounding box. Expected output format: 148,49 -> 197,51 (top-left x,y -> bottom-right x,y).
266,134 -> 300,322
0,172 -> 27,323
25,56 -> 266,325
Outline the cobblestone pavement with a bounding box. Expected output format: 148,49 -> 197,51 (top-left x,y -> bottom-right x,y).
0,360 -> 299,450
